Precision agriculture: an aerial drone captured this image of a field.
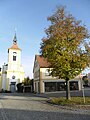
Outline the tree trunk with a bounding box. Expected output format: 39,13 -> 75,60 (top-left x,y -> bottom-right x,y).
66,78 -> 70,99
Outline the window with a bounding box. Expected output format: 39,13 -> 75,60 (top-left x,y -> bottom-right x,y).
45,69 -> 50,76
13,52 -> 17,61
13,56 -> 16,61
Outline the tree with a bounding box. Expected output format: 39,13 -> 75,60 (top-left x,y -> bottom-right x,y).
17,83 -> 23,92
40,6 -> 90,99
23,77 -> 31,85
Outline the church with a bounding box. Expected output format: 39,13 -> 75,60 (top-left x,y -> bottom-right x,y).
0,34 -> 25,92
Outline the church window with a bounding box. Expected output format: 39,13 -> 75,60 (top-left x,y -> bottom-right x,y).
13,56 -> 16,61
13,52 -> 17,61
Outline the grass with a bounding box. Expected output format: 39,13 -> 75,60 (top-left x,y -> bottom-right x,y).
48,97 -> 90,106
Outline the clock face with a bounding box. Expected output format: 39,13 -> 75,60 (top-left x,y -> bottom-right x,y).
12,75 -> 15,79
13,52 -> 17,55
14,40 -> 17,44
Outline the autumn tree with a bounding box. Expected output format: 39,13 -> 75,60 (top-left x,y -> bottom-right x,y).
23,77 -> 31,85
40,6 -> 90,99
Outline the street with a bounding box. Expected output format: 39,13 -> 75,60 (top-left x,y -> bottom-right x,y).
0,91 -> 90,120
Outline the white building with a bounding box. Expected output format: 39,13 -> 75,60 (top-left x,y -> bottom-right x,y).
33,55 -> 82,93
1,34 -> 25,92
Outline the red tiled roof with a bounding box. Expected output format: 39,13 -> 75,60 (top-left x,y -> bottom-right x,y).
36,55 -> 51,68
8,44 -> 21,50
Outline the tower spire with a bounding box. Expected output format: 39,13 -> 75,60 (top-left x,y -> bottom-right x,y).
13,32 -> 17,44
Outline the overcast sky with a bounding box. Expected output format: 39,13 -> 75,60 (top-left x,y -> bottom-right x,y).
0,0 -> 90,78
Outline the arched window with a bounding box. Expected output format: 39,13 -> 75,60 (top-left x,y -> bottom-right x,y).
13,52 -> 17,61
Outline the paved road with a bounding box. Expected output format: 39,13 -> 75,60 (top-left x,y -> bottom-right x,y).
0,93 -> 90,120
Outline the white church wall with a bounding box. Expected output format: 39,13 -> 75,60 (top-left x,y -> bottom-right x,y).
8,50 -> 21,65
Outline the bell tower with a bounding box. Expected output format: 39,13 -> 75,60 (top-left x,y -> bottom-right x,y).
8,33 -> 21,65
6,33 -> 25,92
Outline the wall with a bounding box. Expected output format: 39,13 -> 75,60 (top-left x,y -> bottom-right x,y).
33,60 -> 40,80
7,48 -> 24,84
40,68 -> 57,80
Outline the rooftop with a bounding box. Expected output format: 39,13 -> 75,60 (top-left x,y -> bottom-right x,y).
8,33 -> 21,50
9,44 -> 21,50
36,55 -> 51,68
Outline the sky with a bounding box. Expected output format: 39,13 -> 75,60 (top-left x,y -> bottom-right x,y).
0,0 -> 90,78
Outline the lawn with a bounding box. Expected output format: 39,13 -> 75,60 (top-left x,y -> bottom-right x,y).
48,97 -> 90,106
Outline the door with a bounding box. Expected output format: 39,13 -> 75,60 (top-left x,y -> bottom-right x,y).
10,82 -> 16,92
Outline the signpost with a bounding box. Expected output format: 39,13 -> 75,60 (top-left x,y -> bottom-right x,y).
80,73 -> 85,103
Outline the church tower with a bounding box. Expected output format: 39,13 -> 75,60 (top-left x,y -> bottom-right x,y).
7,33 -> 22,73
2,33 -> 25,92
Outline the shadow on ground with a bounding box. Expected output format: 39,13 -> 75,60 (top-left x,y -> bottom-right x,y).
0,108 -> 90,120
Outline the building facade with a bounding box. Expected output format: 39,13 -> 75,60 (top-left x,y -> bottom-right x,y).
0,68 -> 2,89
33,55 -> 82,93
1,34 -> 24,92
88,73 -> 90,86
